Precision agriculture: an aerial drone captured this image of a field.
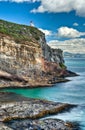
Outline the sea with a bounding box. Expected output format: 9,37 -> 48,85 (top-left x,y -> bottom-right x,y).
2,58 -> 85,130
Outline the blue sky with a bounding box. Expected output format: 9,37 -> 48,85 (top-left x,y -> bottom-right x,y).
0,0 -> 85,53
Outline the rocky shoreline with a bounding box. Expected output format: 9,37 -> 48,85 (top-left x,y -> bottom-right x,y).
0,92 -> 80,130
0,70 -> 78,89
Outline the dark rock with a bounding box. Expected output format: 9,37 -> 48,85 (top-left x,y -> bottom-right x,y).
0,119 -> 80,130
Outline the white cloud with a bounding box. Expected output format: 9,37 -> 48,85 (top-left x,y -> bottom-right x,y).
57,26 -> 85,38
31,0 -> 85,17
83,23 -> 85,26
48,38 -> 85,54
1,0 -> 85,17
73,22 -> 79,26
39,28 -> 52,36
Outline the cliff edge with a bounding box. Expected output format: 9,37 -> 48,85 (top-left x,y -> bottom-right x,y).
0,19 -> 77,88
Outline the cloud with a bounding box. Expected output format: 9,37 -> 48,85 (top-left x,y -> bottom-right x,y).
30,0 -> 85,17
73,22 -> 79,26
57,26 -> 85,38
48,38 -> 85,54
1,0 -> 85,17
39,28 -> 52,36
83,23 -> 85,26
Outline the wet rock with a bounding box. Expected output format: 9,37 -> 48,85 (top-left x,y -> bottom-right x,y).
0,92 -> 79,130
0,119 -> 80,130
0,99 -> 76,122
0,122 -> 12,130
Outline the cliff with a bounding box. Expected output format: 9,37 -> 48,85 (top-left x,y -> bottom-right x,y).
0,19 -> 75,88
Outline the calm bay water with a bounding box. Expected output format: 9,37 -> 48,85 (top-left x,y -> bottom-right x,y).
2,58 -> 85,130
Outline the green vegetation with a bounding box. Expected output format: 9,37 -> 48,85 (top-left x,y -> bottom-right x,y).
59,63 -> 67,69
0,19 -> 43,43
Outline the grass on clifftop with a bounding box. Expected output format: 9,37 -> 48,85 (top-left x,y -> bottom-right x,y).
0,19 -> 44,43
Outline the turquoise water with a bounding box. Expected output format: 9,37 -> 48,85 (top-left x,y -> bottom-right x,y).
2,58 -> 85,129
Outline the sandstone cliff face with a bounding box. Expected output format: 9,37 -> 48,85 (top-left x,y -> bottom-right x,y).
0,34 -> 43,76
0,19 -> 65,79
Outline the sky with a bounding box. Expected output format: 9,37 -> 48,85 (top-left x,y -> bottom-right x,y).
0,0 -> 85,54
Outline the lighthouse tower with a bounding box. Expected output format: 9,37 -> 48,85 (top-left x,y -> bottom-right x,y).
30,21 -> 35,27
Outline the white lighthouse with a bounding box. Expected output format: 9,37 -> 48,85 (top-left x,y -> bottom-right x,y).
30,21 -> 35,27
